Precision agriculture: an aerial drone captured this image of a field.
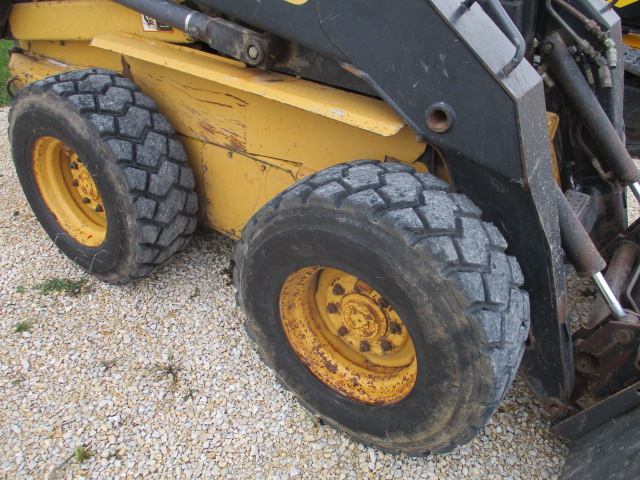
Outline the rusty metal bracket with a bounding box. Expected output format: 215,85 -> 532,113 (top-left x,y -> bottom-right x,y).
587,242 -> 639,328
572,321 -> 640,409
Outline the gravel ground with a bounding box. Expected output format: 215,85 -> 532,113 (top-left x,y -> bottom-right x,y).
0,104 -> 581,480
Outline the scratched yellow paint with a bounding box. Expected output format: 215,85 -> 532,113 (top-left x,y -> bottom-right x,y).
7,10 -> 426,238
92,33 -> 407,136
283,0 -> 309,4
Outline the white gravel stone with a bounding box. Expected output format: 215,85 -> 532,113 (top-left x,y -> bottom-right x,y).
0,105 -> 583,479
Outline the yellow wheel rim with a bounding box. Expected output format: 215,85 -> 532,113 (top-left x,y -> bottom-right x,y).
280,267 -> 418,406
32,136 -> 107,247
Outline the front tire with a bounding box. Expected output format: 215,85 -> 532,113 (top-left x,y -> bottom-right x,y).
9,69 -> 198,283
234,161 -> 530,455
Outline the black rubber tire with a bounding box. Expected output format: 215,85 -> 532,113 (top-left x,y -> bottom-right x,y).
9,69 -> 198,284
624,79 -> 640,156
234,160 -> 530,455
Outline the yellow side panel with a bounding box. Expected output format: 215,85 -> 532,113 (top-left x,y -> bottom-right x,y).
613,0 -> 640,8
9,41 -> 127,89
623,33 -> 640,50
181,139 -> 296,238
9,40 -> 426,239
8,0 -> 192,43
139,74 -> 424,236
91,34 -> 407,137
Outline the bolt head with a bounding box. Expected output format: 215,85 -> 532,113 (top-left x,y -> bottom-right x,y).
326,303 -> 339,314
615,329 -> 633,344
543,397 -> 567,417
388,321 -> 401,335
82,197 -> 90,204
337,326 -> 349,337
359,340 -> 371,353
542,42 -> 554,53
94,205 -> 104,213
380,339 -> 393,353
70,162 -> 78,170
247,45 -> 259,60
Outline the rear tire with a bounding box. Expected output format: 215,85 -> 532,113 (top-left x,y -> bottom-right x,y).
624,78 -> 640,156
9,69 -> 198,283
235,160 -> 530,455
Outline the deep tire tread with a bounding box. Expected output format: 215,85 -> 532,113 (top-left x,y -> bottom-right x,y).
15,69 -> 197,282
235,160 -> 530,455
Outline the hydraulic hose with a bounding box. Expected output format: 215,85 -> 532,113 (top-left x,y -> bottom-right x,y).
545,0 -> 609,72
543,34 -> 640,186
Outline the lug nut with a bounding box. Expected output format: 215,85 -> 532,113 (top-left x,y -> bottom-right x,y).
354,281 -> 373,294
326,303 -> 339,314
380,339 -> 393,353
82,197 -> 90,204
94,205 -> 104,213
359,340 -> 371,353
332,284 -> 345,296
72,180 -> 79,187
70,162 -> 78,170
377,298 -> 389,309
388,321 -> 402,334
337,326 -> 349,337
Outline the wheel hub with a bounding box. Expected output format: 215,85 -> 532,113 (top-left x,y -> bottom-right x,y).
76,171 -> 99,201
32,137 -> 107,246
340,296 -> 382,339
280,266 -> 417,406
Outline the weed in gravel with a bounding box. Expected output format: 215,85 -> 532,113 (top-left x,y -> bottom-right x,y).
14,320 -> 33,333
32,277 -> 86,296
183,388 -> 197,402
100,358 -> 118,371
221,260 -> 235,286
189,286 -> 200,300
74,446 -> 93,463
11,379 -> 23,386
311,416 -> 325,428
106,450 -> 123,461
148,354 -> 182,392
15,285 -> 26,294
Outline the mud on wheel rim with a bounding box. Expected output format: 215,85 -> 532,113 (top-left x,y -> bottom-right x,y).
31,136 -> 107,247
280,266 -> 417,406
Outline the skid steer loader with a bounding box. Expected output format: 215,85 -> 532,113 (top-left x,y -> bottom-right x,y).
2,0 -> 640,474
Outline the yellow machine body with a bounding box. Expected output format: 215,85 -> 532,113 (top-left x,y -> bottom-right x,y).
6,0 -> 426,238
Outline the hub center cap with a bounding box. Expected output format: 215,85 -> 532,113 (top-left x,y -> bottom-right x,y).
340,294 -> 386,339
77,171 -> 99,200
